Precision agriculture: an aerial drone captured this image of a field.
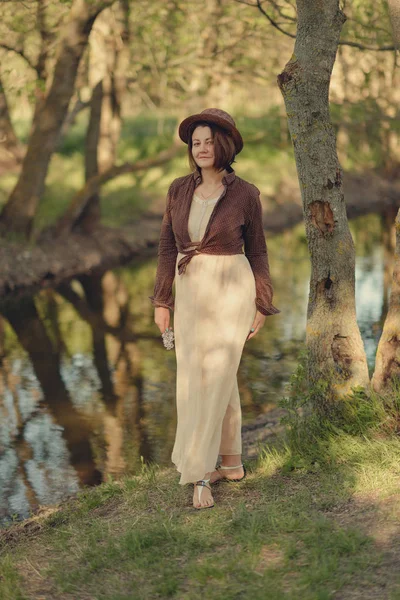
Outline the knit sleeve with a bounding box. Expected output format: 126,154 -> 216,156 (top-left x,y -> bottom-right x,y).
148,183 -> 178,311
243,191 -> 281,317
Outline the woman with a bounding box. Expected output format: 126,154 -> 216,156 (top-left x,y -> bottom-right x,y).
149,108 -> 280,510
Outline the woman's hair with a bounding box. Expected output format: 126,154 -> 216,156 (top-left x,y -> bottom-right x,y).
187,121 -> 236,173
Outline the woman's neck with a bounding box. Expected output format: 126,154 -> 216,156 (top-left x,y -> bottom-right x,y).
199,166 -> 228,186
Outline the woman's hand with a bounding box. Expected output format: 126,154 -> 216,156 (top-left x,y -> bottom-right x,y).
246,310 -> 266,341
154,306 -> 172,335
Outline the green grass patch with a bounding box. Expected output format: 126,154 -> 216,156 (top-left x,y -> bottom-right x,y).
2,426 -> 400,599
0,555 -> 27,600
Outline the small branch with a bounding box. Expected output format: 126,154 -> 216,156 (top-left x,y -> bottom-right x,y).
53,140 -> 182,237
268,0 -> 296,22
255,0 -> 296,39
0,43 -> 37,72
339,40 -> 396,51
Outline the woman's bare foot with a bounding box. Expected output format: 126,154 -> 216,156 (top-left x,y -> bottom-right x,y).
193,474 -> 214,509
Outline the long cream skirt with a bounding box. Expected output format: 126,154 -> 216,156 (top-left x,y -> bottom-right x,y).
171,251 -> 257,485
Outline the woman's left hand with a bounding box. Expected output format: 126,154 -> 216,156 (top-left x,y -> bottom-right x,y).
246,310 -> 266,341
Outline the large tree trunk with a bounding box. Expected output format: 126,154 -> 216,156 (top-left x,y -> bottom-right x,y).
277,0 -> 370,407
371,209 -> 400,393
0,0 -> 114,239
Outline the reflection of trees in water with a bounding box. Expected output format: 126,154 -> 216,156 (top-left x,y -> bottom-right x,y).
0,361 -> 41,517
380,207 -> 397,321
0,269 -> 156,523
58,270 -> 153,476
350,212 -> 393,329
78,271 -> 153,473
0,297 -> 103,523
0,357 -> 86,525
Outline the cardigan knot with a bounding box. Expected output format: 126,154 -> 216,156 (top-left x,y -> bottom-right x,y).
177,244 -> 202,275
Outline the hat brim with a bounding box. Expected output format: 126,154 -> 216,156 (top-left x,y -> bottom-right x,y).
178,113 -> 243,154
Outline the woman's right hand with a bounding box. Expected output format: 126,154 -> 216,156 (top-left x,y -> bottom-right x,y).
154,306 -> 171,334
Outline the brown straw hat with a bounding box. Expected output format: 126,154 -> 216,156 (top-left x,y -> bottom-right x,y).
178,108 -> 244,154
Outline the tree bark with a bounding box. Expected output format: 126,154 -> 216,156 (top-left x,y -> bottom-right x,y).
0,76 -> 24,164
76,80 -> 103,233
371,209 -> 400,393
277,0 -> 370,405
388,0 -> 400,48
0,0 -> 114,238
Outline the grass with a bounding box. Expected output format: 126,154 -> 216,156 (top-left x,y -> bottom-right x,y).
2,419 -> 400,599
2,355 -> 400,599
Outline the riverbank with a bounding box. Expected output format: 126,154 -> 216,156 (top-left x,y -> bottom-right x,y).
0,169 -> 398,304
2,418 -> 400,600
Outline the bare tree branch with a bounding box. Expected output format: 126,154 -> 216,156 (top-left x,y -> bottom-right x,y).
236,0 -> 397,50
255,0 -> 296,38
53,140 -> 182,237
0,43 -> 37,72
268,0 -> 296,22
339,40 -> 395,51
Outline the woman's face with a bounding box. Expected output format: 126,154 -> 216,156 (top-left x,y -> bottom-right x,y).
191,125 -> 215,168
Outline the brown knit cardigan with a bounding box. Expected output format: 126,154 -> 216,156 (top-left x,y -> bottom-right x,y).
149,166 -> 281,317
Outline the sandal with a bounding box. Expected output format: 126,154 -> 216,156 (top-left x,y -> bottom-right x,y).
193,478 -> 214,510
213,463 -> 247,484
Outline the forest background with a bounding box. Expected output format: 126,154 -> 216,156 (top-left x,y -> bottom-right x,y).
1,1 -> 400,599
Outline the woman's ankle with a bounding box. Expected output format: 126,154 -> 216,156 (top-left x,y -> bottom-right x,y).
220,455 -> 242,467
196,472 -> 211,482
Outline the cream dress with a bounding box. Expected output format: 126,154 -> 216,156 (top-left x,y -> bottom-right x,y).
171,191 -> 257,485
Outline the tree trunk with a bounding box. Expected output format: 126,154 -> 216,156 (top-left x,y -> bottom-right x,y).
277,0 -> 370,406
388,0 -> 400,48
371,2 -> 400,394
0,0 -> 114,239
0,76 -> 24,164
72,0 -> 129,234
371,209 -> 400,393
75,80 -> 103,233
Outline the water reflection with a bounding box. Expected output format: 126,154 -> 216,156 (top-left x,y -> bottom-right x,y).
0,213 -> 392,525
